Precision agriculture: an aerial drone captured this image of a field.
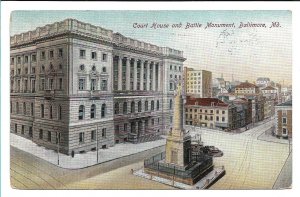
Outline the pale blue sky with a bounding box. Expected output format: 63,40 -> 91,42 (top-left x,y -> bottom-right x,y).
11,10 -> 292,85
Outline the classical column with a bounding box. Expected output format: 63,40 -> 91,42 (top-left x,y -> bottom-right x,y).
133,58 -> 138,91
141,120 -> 145,136
157,63 -> 161,91
126,57 -> 131,90
146,61 -> 150,91
140,60 -> 144,91
152,62 -> 156,91
135,121 -> 139,135
118,56 -> 122,90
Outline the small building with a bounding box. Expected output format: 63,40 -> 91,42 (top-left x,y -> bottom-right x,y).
256,77 -> 271,88
264,98 -> 275,119
185,97 -> 235,131
235,81 -> 260,96
275,100 -> 292,138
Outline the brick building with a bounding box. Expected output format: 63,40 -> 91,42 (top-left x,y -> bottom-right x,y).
275,100 -> 292,138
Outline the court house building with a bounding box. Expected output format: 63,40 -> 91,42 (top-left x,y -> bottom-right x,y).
10,19 -> 185,154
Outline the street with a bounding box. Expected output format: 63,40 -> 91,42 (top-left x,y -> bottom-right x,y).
10,119 -> 291,189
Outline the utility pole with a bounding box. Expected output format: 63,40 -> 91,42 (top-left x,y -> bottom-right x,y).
97,125 -> 99,163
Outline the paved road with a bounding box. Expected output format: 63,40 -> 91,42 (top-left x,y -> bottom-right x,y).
10,145 -> 166,189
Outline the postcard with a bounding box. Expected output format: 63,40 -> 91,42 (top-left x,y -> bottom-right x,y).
9,10 -> 292,190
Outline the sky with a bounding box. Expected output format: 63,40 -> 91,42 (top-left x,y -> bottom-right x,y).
10,10 -> 292,86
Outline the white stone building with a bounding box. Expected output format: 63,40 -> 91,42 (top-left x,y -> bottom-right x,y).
10,19 -> 185,154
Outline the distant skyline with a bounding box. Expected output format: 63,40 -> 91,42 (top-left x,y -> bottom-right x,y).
11,10 -> 292,86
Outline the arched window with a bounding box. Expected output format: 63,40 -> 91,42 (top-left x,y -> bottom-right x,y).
151,100 -> 154,111
145,101 -> 148,111
169,99 -> 173,110
91,104 -> 96,119
49,105 -> 53,119
156,100 -> 159,110
58,105 -> 62,120
114,103 -> 119,114
101,103 -> 106,118
79,105 -> 84,120
138,101 -> 142,112
23,102 -> 26,115
131,101 -> 135,113
123,102 -> 127,114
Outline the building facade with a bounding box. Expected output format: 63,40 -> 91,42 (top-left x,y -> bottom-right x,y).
10,19 -> 185,154
275,100 -> 292,138
185,97 -> 235,131
184,67 -> 212,98
234,81 -> 260,95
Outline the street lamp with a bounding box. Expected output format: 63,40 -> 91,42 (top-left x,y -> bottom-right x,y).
57,132 -> 60,166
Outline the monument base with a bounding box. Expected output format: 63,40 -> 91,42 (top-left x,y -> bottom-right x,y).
144,154 -> 213,185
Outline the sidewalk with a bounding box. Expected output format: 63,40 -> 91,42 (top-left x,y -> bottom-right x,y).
257,127 -> 292,145
10,133 -> 166,169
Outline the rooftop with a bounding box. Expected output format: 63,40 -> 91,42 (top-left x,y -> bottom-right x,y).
186,97 -> 228,107
262,86 -> 277,91
235,82 -> 258,89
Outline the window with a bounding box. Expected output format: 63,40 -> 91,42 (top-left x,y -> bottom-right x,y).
205,116 -> 208,120
79,79 -> 85,90
91,104 -> 96,119
102,128 -> 106,138
17,57 -> 21,64
29,127 -> 33,138
40,51 -> 45,60
138,101 -> 142,112
282,110 -> 287,116
80,49 -> 86,58
170,116 -> 173,123
156,100 -> 159,110
41,104 -> 44,118
282,128 -> 287,135
48,131 -> 51,142
131,101 -> 135,113
41,78 -> 45,90
24,56 -> 28,63
216,110 -> 219,114
210,110 -> 213,113
91,52 -> 97,60
58,105 -> 62,120
49,79 -> 54,90
49,105 -> 53,119
21,125 -> 25,135
123,102 -> 127,114
49,50 -> 54,59
59,64 -> 63,70
124,123 -> 128,132
151,101 -> 155,111
11,57 -> 14,65
145,101 -> 148,111
282,117 -> 287,124
15,124 -> 17,133
23,102 -> 26,115
210,116 -> 213,121
101,104 -> 106,118
216,116 -> 219,121
58,48 -> 63,57
114,103 -> 119,114
222,117 -> 225,122
102,67 -> 107,73
39,129 -> 43,139
170,65 -> 172,70
91,79 -> 96,90
79,132 -> 84,143
80,64 -> 85,71
91,130 -> 96,141
169,82 -> 173,90
16,102 -> 19,114
32,79 -> 36,93
169,99 -> 173,110
101,80 -> 107,91
59,78 -> 63,90
32,54 -> 36,62
102,53 -> 107,61
79,105 -> 84,120
222,111 -> 225,114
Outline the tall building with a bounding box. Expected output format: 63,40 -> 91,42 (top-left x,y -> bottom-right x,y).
275,100 -> 292,138
184,67 -> 212,98
10,19 -> 185,155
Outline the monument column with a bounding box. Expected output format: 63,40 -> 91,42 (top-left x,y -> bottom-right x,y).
126,57 -> 131,90
133,58 -> 137,90
140,60 -> 144,91
146,61 -> 150,91
118,56 -> 123,90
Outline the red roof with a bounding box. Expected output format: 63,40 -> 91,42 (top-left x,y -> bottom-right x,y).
186,97 -> 228,107
235,82 -> 258,89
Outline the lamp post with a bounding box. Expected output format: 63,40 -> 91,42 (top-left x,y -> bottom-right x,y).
57,132 -> 60,166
